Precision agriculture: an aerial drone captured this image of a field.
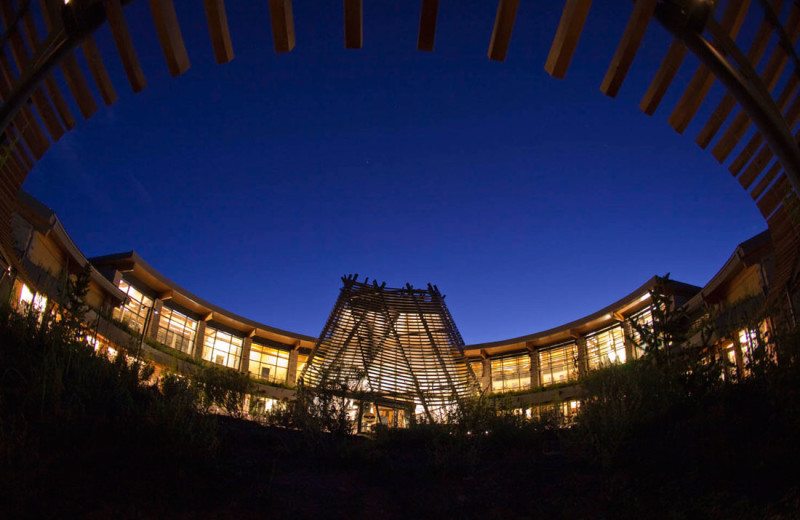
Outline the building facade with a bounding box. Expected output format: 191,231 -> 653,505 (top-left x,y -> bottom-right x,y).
5,192 -> 777,425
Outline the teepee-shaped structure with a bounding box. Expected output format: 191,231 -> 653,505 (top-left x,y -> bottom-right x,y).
301,275 -> 479,421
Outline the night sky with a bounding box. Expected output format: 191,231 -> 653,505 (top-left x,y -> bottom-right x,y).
23,1 -> 771,344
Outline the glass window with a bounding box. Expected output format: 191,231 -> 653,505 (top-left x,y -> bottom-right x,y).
296,354 -> 308,384
202,327 -> 242,370
490,353 -> 531,393
19,284 -> 47,314
469,360 -> 483,379
585,325 -> 626,371
629,307 -> 653,358
539,342 -> 579,386
113,280 -> 153,334
249,343 -> 290,384
156,306 -> 197,354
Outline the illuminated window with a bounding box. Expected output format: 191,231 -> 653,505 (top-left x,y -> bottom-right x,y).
294,354 -> 309,384
156,307 -> 197,354
490,353 -> 531,393
469,360 -> 484,379
585,325 -> 626,371
539,342 -> 579,387
738,322 -> 770,368
18,284 -> 47,317
113,280 -> 153,334
629,307 -> 653,358
249,343 -> 289,384
202,327 -> 242,370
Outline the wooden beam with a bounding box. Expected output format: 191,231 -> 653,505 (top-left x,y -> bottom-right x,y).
344,0 -> 363,49
417,0 -> 439,52
667,0 -> 751,134
756,173 -> 790,218
5,129 -> 33,170
105,0 -> 147,93
0,0 -> 31,76
736,93 -> 800,187
739,144 -> 775,189
601,0 -> 656,98
81,35 -> 118,106
712,3 -> 800,162
203,0 -> 235,62
30,88 -> 63,142
727,75 -> 800,173
61,52 -> 98,119
488,0 -> 520,62
640,39 -> 686,115
268,0 -> 296,54
13,109 -> 48,160
750,162 -> 781,200
148,0 -> 191,77
42,75 -> 75,131
21,8 -> 76,130
545,0 -> 592,79
695,1 -> 778,148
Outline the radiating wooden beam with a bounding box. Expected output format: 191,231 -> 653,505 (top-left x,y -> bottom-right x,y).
695,0 -> 778,148
344,0 -> 363,49
22,7 -> 75,130
105,0 -> 147,92
712,4 -> 800,162
29,88 -> 63,142
601,0 -> 656,98
488,0 -> 520,62
204,0 -> 235,62
417,0 -> 439,52
268,0 -> 296,54
148,0 -> 191,77
756,173 -> 790,218
81,35 -> 118,106
727,75 -> 800,173
667,0 -> 751,134
13,109 -> 48,159
0,1 -> 31,76
640,38 -> 686,115
545,0 -> 592,79
5,129 -> 33,170
751,162 -> 781,199
740,145 -> 776,189
61,52 -> 98,119
736,92 -> 800,187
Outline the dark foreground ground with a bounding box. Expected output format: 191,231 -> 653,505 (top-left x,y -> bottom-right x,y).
5,390 -> 800,520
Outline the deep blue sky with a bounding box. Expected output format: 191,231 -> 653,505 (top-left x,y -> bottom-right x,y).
24,1 -> 771,344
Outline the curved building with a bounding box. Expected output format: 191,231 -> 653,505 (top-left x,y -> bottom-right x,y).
4,191 -> 775,424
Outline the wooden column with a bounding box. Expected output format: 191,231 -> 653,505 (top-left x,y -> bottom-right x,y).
240,337 -> 252,373
528,346 -> 541,389
193,320 -> 207,361
287,348 -> 300,384
147,298 -> 163,341
576,335 -> 588,377
481,356 -> 492,393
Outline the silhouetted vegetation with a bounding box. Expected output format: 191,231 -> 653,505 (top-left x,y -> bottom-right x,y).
2,274 -> 800,518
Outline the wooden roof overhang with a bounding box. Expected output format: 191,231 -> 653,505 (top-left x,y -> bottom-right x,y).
464,275 -> 701,358
89,250 -> 317,349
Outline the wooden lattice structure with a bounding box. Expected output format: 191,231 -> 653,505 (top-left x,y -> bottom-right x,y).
301,275 -> 479,421
1,1 -> 800,317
